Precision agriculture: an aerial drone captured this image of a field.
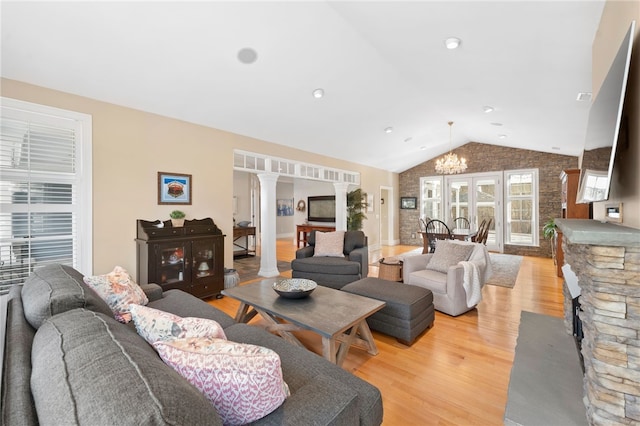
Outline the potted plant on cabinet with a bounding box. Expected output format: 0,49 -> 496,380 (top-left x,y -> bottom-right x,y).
170,210 -> 186,227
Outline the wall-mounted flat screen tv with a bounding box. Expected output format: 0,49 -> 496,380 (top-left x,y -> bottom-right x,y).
577,21 -> 635,204
307,195 -> 336,222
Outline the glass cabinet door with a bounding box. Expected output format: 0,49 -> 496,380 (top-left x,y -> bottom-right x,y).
156,242 -> 187,286
192,239 -> 215,281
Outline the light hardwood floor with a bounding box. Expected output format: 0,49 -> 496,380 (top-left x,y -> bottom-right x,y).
213,241 -> 565,425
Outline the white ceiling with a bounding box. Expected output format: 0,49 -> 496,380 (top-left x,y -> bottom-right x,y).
1,1 -> 605,173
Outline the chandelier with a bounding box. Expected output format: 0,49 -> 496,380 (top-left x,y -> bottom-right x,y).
435,121 -> 467,174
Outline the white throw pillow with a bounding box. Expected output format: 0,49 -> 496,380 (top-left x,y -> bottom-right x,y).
427,240 -> 475,274
313,231 -> 345,257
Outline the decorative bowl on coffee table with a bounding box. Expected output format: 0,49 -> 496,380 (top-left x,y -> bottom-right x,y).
273,278 -> 317,299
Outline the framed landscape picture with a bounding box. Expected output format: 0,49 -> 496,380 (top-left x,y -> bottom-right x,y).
400,196 -> 417,209
158,172 -> 192,205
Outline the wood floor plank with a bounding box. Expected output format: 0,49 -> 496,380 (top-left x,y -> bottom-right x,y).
210,240 -> 565,425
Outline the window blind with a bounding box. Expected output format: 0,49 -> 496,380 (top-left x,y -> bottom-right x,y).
0,101 -> 90,294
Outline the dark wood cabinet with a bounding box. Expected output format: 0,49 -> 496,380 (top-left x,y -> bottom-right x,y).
136,218 -> 225,299
556,170 -> 590,277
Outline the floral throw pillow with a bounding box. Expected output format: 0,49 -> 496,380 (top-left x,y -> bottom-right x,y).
129,304 -> 226,344
83,266 -> 148,323
313,231 -> 345,257
154,337 -> 290,425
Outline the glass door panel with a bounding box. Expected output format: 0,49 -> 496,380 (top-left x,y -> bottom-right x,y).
157,243 -> 187,286
475,178 -> 498,250
192,239 -> 215,281
445,173 -> 502,252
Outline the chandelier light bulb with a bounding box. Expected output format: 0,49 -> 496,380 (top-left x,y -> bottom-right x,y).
435,121 -> 467,174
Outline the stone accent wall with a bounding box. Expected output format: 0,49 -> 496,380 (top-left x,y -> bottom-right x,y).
399,142 -> 578,257
562,241 -> 640,424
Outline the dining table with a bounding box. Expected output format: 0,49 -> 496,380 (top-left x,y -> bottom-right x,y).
420,229 -> 478,254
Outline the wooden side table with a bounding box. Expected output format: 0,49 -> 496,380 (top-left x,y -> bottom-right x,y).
296,224 -> 336,247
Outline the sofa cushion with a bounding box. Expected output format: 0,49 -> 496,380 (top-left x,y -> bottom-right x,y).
154,336 -> 289,425
427,240 -> 475,274
21,263 -> 113,329
291,256 -> 360,275
30,308 -> 221,425
83,266 -> 149,323
409,269 -> 448,294
313,231 -> 345,257
129,304 -> 226,344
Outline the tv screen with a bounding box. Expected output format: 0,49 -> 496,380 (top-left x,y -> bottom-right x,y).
577,21 -> 634,204
307,195 -> 336,222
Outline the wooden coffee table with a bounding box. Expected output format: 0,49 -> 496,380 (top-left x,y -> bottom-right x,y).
222,279 -> 385,367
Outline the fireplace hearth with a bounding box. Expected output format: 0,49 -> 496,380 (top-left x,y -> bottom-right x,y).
556,219 -> 640,425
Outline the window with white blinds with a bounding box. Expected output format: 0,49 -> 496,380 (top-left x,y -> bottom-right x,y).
0,98 -> 92,294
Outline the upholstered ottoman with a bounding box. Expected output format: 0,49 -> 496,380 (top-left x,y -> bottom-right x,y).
341,277 -> 434,345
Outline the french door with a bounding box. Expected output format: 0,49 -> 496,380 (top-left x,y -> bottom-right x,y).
445,172 -> 502,252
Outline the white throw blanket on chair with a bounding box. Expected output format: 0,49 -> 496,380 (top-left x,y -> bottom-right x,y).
459,245 -> 493,308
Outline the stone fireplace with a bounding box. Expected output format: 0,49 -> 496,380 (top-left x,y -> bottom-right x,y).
556,219 -> 640,425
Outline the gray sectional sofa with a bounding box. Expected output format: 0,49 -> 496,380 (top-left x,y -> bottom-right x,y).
1,264 -> 383,426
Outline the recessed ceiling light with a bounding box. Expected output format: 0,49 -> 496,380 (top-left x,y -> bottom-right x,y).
444,37 -> 461,49
237,47 -> 258,64
490,122 -> 503,127
312,88 -> 324,99
419,146 -> 426,150
552,146 -> 561,150
576,92 -> 592,101
483,106 -> 494,113
498,134 -> 507,139
404,137 -> 413,143
384,127 -> 393,134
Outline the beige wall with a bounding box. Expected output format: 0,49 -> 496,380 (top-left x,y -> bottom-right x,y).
591,1 -> 640,228
1,78 -> 398,276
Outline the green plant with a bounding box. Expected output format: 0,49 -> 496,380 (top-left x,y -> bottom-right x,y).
543,218 -> 557,262
346,188 -> 369,231
543,218 -> 556,239
170,210 -> 186,219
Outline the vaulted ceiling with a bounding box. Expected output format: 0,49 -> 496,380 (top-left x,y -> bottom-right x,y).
1,1 -> 605,172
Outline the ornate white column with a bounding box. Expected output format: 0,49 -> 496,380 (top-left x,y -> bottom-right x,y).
333,182 -> 350,231
257,173 -> 279,277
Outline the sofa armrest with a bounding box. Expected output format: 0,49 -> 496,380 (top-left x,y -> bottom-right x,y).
252,374 -> 359,425
348,246 -> 369,278
295,246 -> 315,259
402,254 -> 432,282
140,283 -> 163,302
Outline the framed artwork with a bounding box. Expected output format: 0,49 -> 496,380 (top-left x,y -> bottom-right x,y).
277,198 -> 294,216
158,172 -> 192,205
400,196 -> 417,209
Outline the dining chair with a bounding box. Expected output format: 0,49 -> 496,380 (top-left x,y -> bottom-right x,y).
452,217 -> 471,231
418,217 -> 429,233
472,219 -> 487,243
477,218 -> 493,245
425,219 -> 452,253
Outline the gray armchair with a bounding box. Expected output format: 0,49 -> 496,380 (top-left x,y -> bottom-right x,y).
291,230 -> 368,290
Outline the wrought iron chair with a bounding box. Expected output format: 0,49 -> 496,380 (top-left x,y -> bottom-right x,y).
425,219 -> 452,253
